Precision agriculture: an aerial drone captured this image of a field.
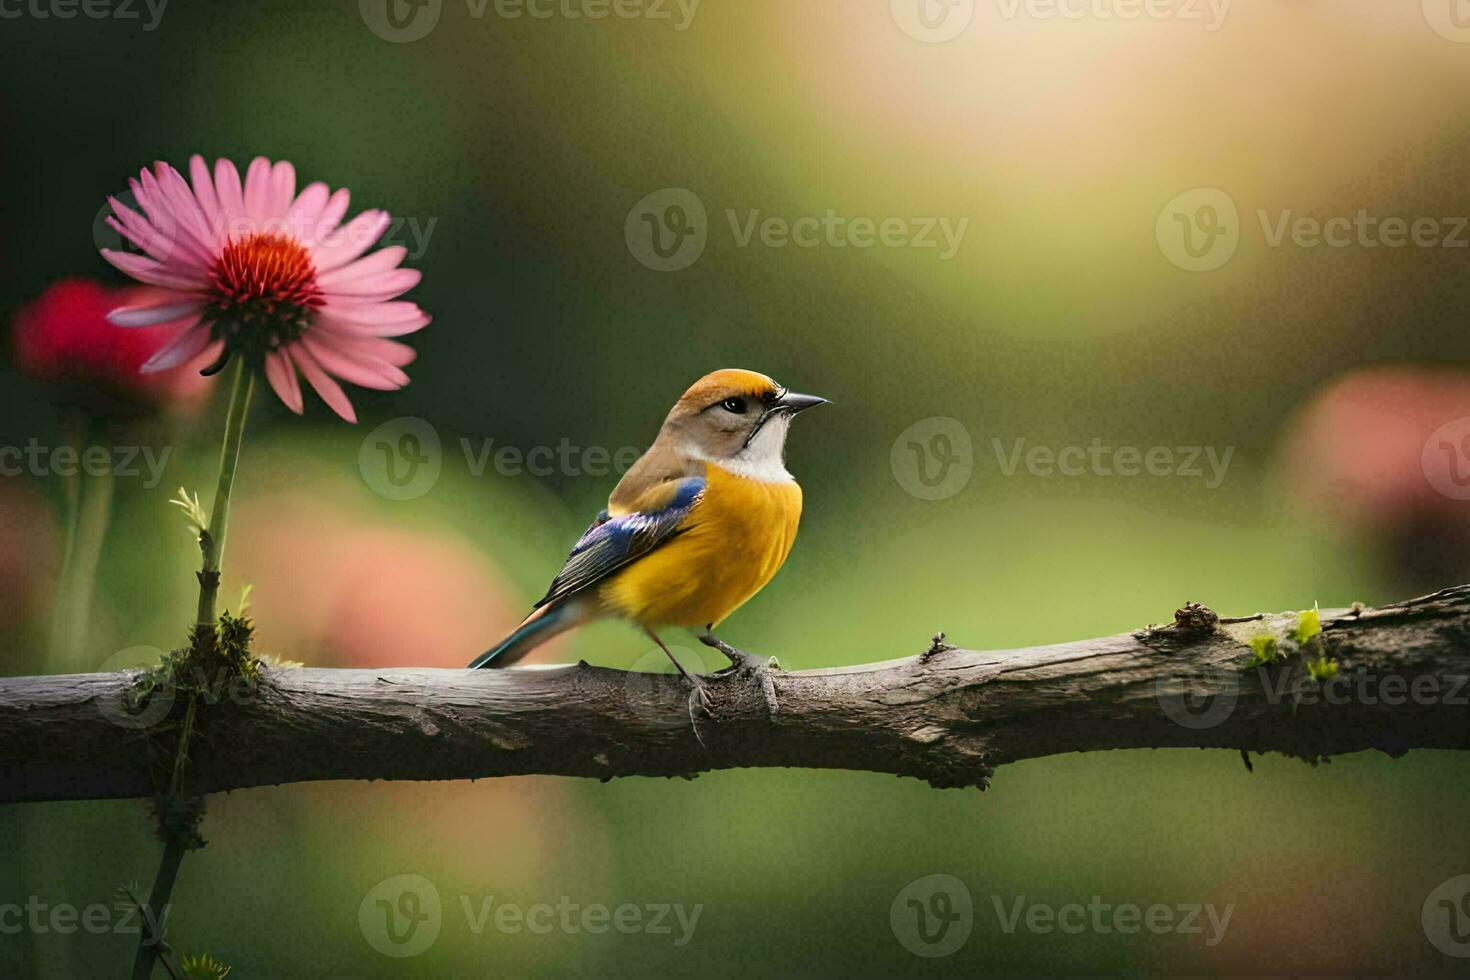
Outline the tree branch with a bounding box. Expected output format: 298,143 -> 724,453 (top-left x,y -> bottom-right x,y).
4,586 -> 1470,804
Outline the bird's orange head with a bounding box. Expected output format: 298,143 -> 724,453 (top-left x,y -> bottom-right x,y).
657,368 -> 828,479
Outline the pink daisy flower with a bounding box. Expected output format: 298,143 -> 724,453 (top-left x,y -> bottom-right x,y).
99,155 -> 429,422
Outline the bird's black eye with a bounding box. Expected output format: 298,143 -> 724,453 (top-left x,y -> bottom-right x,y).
721,398 -> 746,414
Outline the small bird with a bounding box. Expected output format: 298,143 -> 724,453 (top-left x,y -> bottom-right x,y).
469,369 -> 826,702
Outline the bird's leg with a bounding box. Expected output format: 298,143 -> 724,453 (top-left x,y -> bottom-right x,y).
644,628 -> 712,731
700,629 -> 779,715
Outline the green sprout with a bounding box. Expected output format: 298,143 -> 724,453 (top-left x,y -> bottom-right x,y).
1307,657 -> 1339,682
1293,605 -> 1322,645
1247,633 -> 1281,667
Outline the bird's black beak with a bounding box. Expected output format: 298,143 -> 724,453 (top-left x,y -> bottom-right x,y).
774,391 -> 830,415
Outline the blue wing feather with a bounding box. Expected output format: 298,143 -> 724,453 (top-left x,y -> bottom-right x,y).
533,477 -> 705,609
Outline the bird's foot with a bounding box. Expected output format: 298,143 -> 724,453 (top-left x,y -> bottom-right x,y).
684,674 -> 712,748
699,632 -> 780,715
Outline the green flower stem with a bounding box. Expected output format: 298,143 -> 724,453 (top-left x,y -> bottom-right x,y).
195,361 -> 255,629
57,465 -> 114,669
47,411 -> 110,672
133,361 -> 255,980
130,833 -> 186,980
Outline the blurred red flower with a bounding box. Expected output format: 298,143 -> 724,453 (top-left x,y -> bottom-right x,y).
1278,366 -> 1470,590
10,278 -> 208,411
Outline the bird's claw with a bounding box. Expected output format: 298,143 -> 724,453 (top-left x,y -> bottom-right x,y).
685,676 -> 712,748
700,633 -> 779,716
687,675 -> 713,718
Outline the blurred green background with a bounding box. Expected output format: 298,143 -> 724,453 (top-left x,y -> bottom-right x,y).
4,0 -> 1470,975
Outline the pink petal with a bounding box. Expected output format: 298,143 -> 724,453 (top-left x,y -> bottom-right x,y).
312,210 -> 391,271
318,300 -> 425,325
264,349 -> 304,414
243,157 -> 273,223
141,325 -> 212,373
317,310 -> 430,338
299,335 -> 405,390
311,188 -> 352,244
108,299 -> 205,327
106,205 -> 177,265
314,330 -> 419,368
315,246 -> 407,288
214,158 -> 245,229
285,182 -> 329,240
291,342 -> 357,423
195,339 -> 225,372
189,155 -> 221,228
129,173 -> 163,228
152,164 -> 219,264
322,268 -> 420,299
101,249 -> 208,291
268,161 -> 296,219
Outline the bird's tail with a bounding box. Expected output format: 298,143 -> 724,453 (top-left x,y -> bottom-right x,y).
468,600 -> 588,669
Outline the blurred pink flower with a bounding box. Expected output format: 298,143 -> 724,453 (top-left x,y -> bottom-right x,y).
99,156 -> 429,422
11,278 -> 208,411
231,495 -> 531,668
1278,366 -> 1470,589
1278,366 -> 1470,523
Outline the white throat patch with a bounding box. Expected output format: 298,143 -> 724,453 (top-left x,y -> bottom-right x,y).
697,414 -> 794,484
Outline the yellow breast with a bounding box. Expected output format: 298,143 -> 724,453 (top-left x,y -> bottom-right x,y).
599,464 -> 803,629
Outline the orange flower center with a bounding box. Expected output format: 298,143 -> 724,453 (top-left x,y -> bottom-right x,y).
201,233 -> 324,374
209,233 -> 322,309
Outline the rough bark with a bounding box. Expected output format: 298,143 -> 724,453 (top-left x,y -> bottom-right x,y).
3,586 -> 1469,804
